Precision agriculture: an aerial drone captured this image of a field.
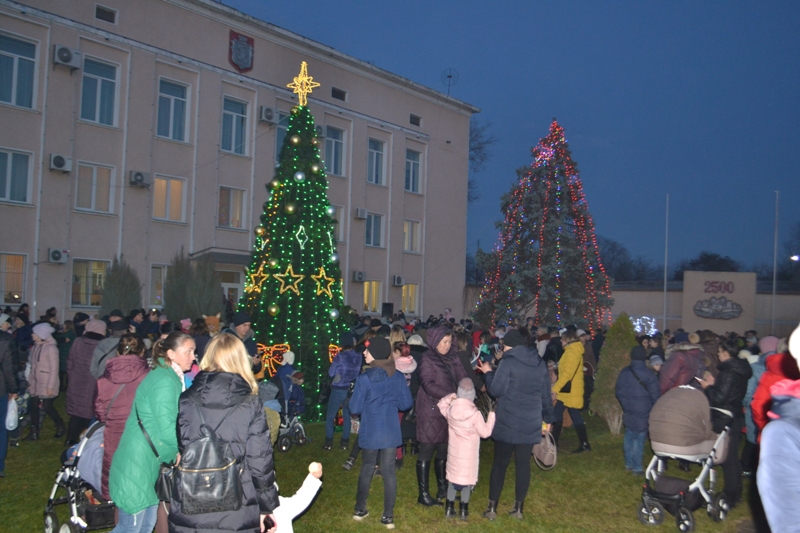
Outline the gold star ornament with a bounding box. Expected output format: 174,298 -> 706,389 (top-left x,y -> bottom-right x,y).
311,266 -> 336,298
287,61 -> 320,106
273,264 -> 305,295
246,262 -> 268,294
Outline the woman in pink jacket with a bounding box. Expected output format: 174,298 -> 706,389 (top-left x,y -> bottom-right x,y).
27,322 -> 65,440
437,378 -> 495,521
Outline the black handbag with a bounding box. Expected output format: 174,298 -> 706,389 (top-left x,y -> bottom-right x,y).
136,407 -> 175,502
173,396 -> 247,515
558,361 -> 580,394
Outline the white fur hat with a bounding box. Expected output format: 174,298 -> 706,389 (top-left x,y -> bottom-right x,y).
281,351 -> 295,366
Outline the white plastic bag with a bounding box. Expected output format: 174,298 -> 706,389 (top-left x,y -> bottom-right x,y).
6,399 -> 18,431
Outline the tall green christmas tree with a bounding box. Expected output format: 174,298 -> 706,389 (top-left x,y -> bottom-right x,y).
240,62 -> 346,414
475,120 -> 612,330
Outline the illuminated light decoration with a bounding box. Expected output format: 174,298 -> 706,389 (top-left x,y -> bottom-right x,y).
328,343 -> 341,363
311,164 -> 321,174
311,267 -> 336,298
631,316 -> 658,336
268,258 -> 279,269
295,225 -> 309,249
294,171 -> 306,182
245,262 -> 268,294
257,343 -> 292,377
330,253 -> 339,263
329,309 -> 340,319
326,206 -> 336,216
290,135 -> 301,145
254,225 -> 266,237
285,203 -> 296,214
267,304 -> 279,316
273,264 -> 305,295
270,179 -> 281,189
474,119 -> 612,331
286,61 -> 320,106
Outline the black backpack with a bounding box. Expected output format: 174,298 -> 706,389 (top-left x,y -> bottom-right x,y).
174,395 -> 247,515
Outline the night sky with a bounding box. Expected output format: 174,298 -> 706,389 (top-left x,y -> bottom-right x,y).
223,0 -> 800,268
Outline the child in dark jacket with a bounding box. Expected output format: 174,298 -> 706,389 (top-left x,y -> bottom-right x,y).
615,346 -> 660,475
324,333 -> 362,450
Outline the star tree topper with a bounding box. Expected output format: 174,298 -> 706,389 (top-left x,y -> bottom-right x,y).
287,61 -> 320,107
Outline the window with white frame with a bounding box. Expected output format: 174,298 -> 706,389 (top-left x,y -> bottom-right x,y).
405,149 -> 421,193
325,126 -> 344,176
0,253 -> 25,304
403,220 -> 420,253
72,259 -> 109,307
0,149 -> 29,203
365,213 -> 383,248
221,97 -> 247,155
363,280 -> 382,313
367,138 -> 385,185
153,175 -> 184,222
149,265 -> 168,307
218,186 -> 245,229
157,79 -> 187,141
76,163 -> 112,213
330,204 -> 345,242
81,58 -> 116,126
275,111 -> 290,162
401,283 -> 418,315
0,34 -> 35,109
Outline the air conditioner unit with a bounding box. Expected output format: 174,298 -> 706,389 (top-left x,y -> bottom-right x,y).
52,45 -> 82,69
129,170 -> 151,188
49,154 -> 72,173
259,106 -> 276,124
48,248 -> 69,264
352,271 -> 366,282
354,208 -> 368,219
315,125 -> 325,138
392,275 -> 405,287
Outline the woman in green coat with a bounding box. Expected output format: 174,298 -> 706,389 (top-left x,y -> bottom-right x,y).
109,332 -> 196,533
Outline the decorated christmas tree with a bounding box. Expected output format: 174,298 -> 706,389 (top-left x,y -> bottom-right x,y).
240,62 -> 346,414
475,120 -> 612,330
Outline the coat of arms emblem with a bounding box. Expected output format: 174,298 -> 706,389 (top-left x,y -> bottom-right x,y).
229,30 -> 254,73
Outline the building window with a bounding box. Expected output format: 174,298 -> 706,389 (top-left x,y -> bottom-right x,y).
275,111 -> 290,162
0,34 -> 35,109
153,176 -> 184,222
72,259 -> 109,307
81,59 -> 116,126
0,253 -> 25,304
331,87 -> 347,101
363,280 -> 382,313
402,283 -> 418,315
221,97 -> 247,155
0,149 -> 29,203
149,265 -> 167,307
405,149 -> 420,193
157,79 -> 187,141
365,213 -> 383,248
219,270 -> 242,307
367,139 -> 385,185
95,5 -> 117,23
218,186 -> 245,229
410,114 -> 422,127
325,126 -> 344,176
403,220 -> 420,253
330,204 -> 345,242
76,163 -> 112,213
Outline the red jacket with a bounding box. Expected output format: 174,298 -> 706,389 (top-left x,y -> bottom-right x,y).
751,352 -> 800,439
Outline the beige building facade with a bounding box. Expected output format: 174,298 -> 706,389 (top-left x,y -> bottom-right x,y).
0,0 -> 478,320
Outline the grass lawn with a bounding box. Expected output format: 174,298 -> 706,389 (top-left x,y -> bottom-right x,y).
1,400 -> 758,533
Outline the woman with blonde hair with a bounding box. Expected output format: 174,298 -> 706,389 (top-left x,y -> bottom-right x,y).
389,325 -> 407,346
169,333 -> 279,533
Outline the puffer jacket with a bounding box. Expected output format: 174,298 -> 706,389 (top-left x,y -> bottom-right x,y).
66,332 -> 103,419
615,360 -> 660,432
553,341 -> 585,409
94,354 -> 149,500
751,352 -> 800,435
705,357 -> 752,419
109,363 -> 182,514
328,349 -> 362,389
28,337 -> 59,398
169,371 -> 279,532
659,342 -> 706,395
485,344 -> 555,444
438,394 -> 495,485
349,359 -> 413,450
0,329 -> 18,397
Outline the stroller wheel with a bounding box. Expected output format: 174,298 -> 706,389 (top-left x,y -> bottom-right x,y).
637,499 -> 665,526
278,435 -> 292,453
675,506 -> 695,533
44,511 -> 59,533
294,427 -> 307,446
710,492 -> 729,522
58,522 -> 81,533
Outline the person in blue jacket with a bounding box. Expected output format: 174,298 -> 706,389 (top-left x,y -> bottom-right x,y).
615,345 -> 660,475
324,332 -> 363,450
349,336 -> 413,530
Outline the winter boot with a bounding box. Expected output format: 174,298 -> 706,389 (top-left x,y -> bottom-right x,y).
551,421 -> 563,447
483,500 -> 498,521
26,428 -> 39,441
459,502 -> 469,521
416,461 -> 442,506
573,424 -> 591,453
445,500 -> 456,519
434,458 -> 447,500
323,438 -> 333,450
340,439 -> 349,450
508,500 -> 524,520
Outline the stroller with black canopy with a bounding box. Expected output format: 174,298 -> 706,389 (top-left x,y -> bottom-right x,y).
637,385 -> 732,532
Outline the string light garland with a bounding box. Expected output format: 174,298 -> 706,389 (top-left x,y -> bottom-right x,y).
286,61 -> 320,106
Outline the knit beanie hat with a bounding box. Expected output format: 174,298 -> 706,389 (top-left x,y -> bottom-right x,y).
366,337 -> 391,360
457,377 -> 476,402
232,311 -> 252,327
649,354 -> 664,366
32,322 -> 55,340
674,332 -> 689,343
281,351 -> 295,366
84,318 -> 107,336
758,336 -> 780,355
630,345 -> 648,361
502,328 -> 526,348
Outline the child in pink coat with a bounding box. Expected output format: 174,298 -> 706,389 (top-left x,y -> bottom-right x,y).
438,378 -> 495,520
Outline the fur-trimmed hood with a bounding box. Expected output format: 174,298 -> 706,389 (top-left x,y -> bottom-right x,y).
665,342 -> 703,360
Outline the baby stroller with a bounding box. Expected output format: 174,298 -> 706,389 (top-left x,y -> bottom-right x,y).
44,422 -> 115,533
258,376 -> 308,453
638,386 -> 732,532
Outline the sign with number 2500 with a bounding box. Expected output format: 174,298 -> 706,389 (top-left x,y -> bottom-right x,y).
703,281 -> 735,294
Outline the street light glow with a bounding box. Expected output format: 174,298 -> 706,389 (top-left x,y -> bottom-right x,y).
791,255 -> 800,261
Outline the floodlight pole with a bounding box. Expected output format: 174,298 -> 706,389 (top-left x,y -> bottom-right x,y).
663,193 -> 669,333
772,191 -> 779,335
